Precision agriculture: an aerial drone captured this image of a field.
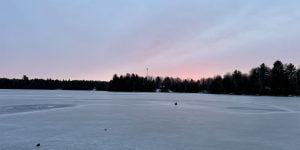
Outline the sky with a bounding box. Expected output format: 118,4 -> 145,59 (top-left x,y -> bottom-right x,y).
1,0 -> 300,81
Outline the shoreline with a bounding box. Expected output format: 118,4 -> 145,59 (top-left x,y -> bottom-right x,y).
0,89 -> 298,98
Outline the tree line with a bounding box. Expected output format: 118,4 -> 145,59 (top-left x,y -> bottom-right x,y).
108,60 -> 300,96
0,76 -> 108,91
0,60 -> 299,96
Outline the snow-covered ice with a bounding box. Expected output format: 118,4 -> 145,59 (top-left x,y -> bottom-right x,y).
0,89 -> 300,150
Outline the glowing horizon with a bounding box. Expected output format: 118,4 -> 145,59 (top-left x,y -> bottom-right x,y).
1,0 -> 300,81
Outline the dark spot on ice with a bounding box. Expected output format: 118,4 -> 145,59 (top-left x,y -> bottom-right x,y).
36,143 -> 40,147
104,128 -> 108,131
174,102 -> 178,106
0,104 -> 74,115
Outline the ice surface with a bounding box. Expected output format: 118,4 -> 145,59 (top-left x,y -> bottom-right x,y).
0,89 -> 300,150
0,104 -> 74,115
227,106 -> 286,113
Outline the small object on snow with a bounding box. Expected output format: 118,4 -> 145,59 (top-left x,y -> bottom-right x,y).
36,143 -> 41,147
174,102 -> 178,106
104,128 -> 108,131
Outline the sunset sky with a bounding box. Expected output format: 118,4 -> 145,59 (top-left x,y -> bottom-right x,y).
1,0 -> 300,81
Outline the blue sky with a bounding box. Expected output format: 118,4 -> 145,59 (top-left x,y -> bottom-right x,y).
1,0 -> 300,80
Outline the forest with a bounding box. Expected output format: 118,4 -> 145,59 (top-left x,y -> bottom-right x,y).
1,60 -> 300,96
107,60 -> 300,96
0,77 -> 108,91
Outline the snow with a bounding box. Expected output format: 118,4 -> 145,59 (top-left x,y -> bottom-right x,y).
0,89 -> 300,150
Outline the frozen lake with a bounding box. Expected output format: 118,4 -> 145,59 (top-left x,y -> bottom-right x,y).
0,90 -> 300,150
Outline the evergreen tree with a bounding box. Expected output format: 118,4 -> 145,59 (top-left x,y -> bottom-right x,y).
271,60 -> 288,95
248,67 -> 260,94
286,64 -> 298,95
209,76 -> 223,94
258,63 -> 271,94
297,69 -> 300,94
